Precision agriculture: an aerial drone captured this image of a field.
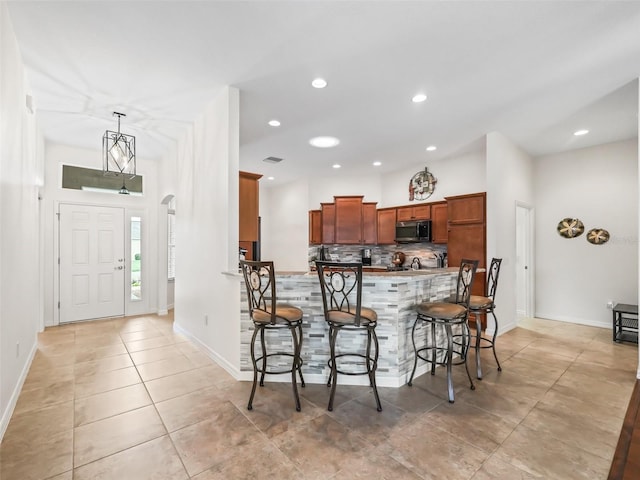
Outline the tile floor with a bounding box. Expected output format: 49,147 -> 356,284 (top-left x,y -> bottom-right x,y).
0,313 -> 638,479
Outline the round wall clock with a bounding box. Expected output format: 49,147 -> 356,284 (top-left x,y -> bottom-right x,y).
409,168 -> 437,201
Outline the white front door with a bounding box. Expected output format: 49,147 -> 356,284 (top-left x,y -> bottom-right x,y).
59,204 -> 125,323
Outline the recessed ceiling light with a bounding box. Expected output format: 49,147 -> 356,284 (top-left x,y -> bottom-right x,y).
267,176 -> 275,180
412,93 -> 427,103
426,145 -> 437,151
312,78 -> 327,89
332,164 -> 341,169
574,129 -> 589,136
268,120 -> 280,127
373,161 -> 382,166
309,136 -> 340,148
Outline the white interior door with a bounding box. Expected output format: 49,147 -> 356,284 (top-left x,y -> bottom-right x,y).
59,204 -> 125,323
516,204 -> 534,318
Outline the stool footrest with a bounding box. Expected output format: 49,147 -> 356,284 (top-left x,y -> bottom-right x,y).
254,352 -> 303,376
329,352 -> 377,376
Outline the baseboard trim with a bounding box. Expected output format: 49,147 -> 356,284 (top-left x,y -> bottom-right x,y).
534,312 -> 609,330
173,323 -> 242,380
0,341 -> 38,441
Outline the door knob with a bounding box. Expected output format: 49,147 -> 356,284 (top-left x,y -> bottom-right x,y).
115,266 -> 124,270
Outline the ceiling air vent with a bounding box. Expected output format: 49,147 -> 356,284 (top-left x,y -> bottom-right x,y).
263,156 -> 283,164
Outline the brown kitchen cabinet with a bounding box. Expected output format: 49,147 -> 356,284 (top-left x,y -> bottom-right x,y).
396,204 -> 431,222
335,196 -> 364,244
446,192 -> 487,326
321,203 -> 336,244
431,201 -> 448,244
377,208 -> 397,244
239,171 -> 262,242
362,202 -> 377,244
309,210 -> 322,245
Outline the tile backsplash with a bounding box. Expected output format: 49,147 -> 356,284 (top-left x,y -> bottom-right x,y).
308,243 -> 447,269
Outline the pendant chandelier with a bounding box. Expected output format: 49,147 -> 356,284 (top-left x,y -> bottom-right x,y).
103,112 -> 136,178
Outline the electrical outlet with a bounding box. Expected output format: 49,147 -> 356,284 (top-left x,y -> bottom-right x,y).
204,314 -> 209,326
606,301 -> 614,309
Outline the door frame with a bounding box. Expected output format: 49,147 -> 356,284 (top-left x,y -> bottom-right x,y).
515,202 -> 535,318
54,201 -> 149,325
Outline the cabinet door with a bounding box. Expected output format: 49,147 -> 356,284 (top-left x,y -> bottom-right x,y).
362,202 -> 377,244
412,204 -> 431,220
396,206 -> 413,222
321,203 -> 335,244
239,171 -> 262,242
447,193 -> 485,224
431,202 -> 448,243
447,223 -> 486,298
377,208 -> 397,244
309,210 -> 322,245
335,196 -> 363,244
397,204 -> 431,221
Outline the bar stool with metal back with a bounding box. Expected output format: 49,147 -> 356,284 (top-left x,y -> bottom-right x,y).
240,260 -> 305,411
408,259 -> 478,403
468,257 -> 503,379
315,261 -> 382,412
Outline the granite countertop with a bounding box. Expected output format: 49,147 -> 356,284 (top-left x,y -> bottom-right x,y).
277,267 -> 459,277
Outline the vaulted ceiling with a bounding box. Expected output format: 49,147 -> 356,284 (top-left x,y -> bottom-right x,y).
7,1 -> 640,186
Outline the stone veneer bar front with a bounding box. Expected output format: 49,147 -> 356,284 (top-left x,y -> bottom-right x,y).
240,268 -> 459,388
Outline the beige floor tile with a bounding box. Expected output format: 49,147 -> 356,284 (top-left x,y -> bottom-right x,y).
3,401 -> 73,446
551,369 -> 634,411
74,353 -> 133,376
74,383 -> 152,426
75,366 -> 141,398
75,342 -> 128,363
125,335 -> 176,353
271,414 -> 369,480
21,363 -> 75,392
120,328 -> 165,343
471,454 -> 544,479
378,384 -> 444,415
144,365 -> 228,403
422,399 -> 518,454
29,349 -> 76,370
170,401 -> 261,476
191,438 -> 301,480
74,405 -> 166,467
155,386 -> 225,432
73,435 -> 188,480
129,344 -> 183,365
332,450 -> 425,480
13,380 -> 75,416
385,416 -> 489,480
494,425 -> 611,479
0,429 -> 73,480
136,354 -> 198,381
44,471 -> 73,480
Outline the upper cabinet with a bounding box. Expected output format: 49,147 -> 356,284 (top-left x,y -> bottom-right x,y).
447,193 -> 484,224
431,202 -> 448,244
321,203 -> 336,244
335,196 -> 364,244
239,171 -> 262,242
396,204 -> 431,222
309,210 -> 322,245
377,208 -> 397,244
362,202 -> 378,244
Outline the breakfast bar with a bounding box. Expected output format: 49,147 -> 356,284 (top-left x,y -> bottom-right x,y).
239,268 -> 459,387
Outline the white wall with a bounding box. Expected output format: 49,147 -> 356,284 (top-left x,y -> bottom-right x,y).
41,144 -> 161,325
0,3 -> 45,438
171,86 -> 242,376
486,132 -> 534,334
260,179 -> 310,271
380,150 -> 487,207
534,139 -> 638,327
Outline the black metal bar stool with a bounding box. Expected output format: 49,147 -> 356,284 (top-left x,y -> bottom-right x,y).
240,260 -> 305,411
315,261 -> 382,412
408,259 -> 478,403
468,257 -> 503,379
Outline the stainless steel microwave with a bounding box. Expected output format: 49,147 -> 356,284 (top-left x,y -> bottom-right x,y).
395,220 -> 432,243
